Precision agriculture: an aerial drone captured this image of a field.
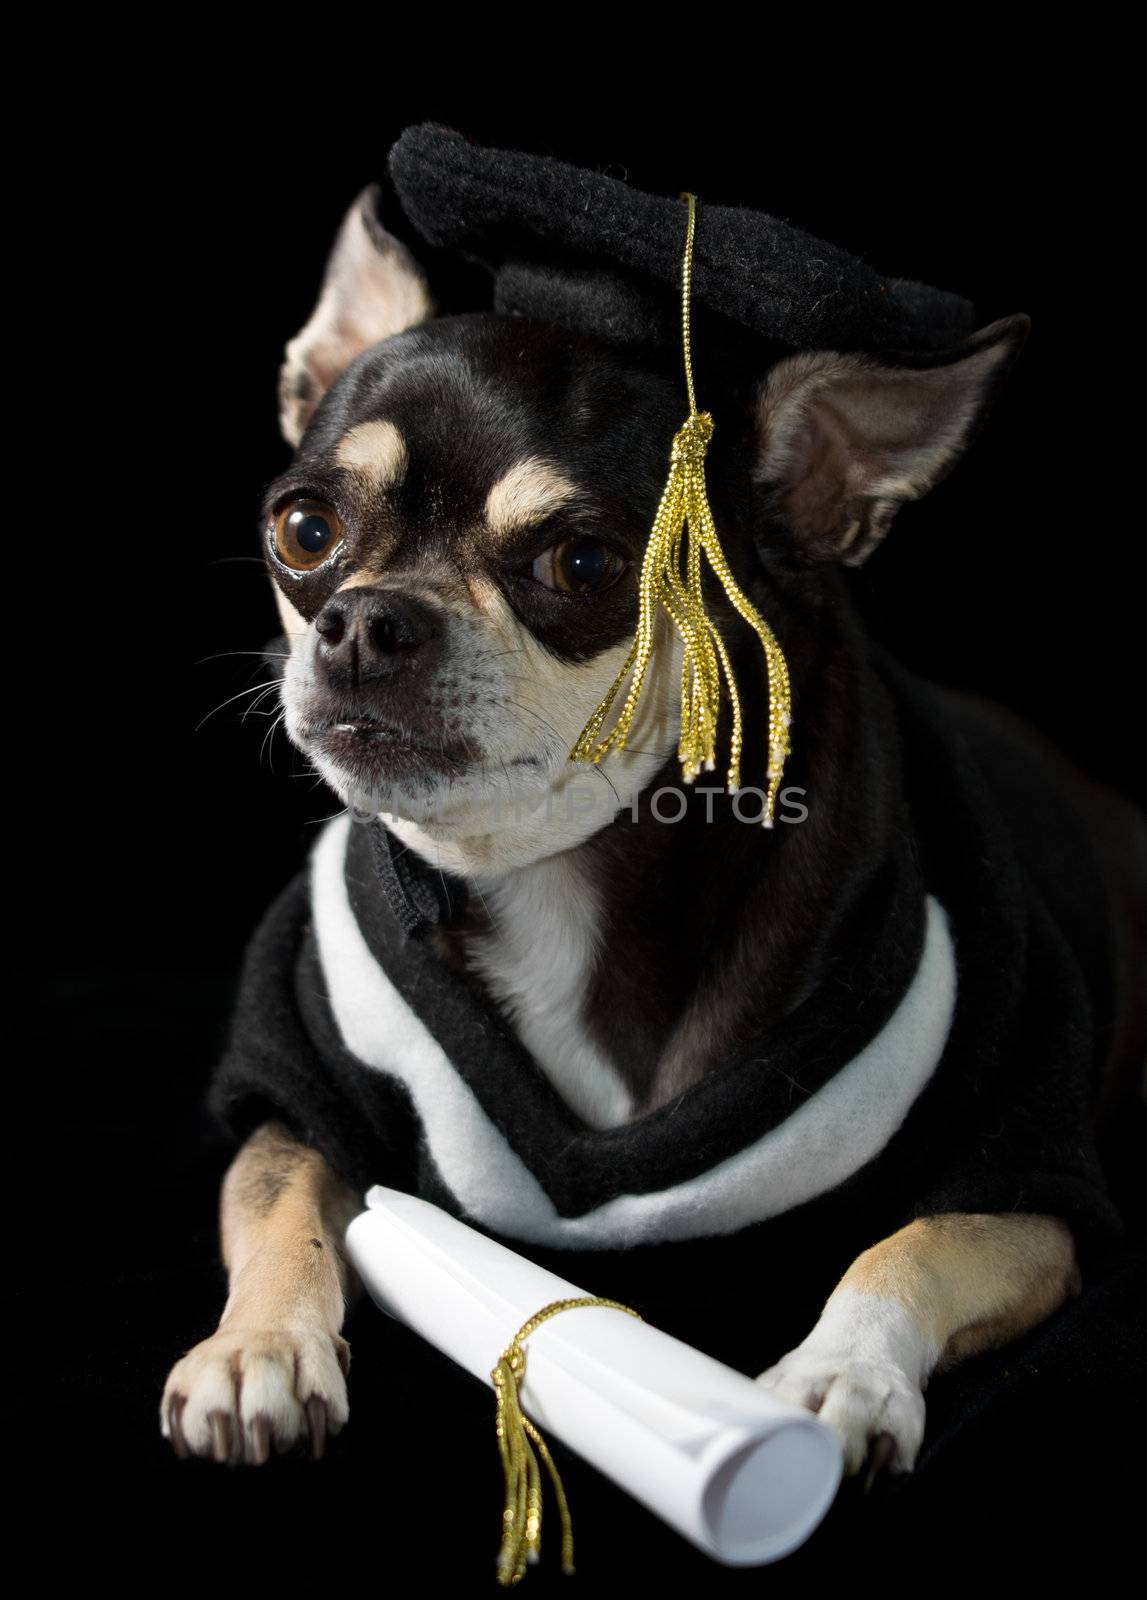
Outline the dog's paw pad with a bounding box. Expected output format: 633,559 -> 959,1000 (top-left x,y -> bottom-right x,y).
160,1326 -> 349,1465
756,1347 -> 925,1477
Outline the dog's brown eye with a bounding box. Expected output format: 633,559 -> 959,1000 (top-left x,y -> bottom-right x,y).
271,499 -> 343,572
532,536 -> 627,596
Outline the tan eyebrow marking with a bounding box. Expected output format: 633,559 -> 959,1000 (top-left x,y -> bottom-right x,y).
335,420 -> 408,490
485,457 -> 578,538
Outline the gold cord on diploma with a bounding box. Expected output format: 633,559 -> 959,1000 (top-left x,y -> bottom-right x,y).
491,1296 -> 643,1585
569,191 -> 793,822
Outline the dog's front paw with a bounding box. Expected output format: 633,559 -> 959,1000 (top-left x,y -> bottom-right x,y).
160,1324 -> 350,1465
756,1343 -> 925,1479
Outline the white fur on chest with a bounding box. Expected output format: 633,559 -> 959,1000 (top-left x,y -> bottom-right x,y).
467,855 -> 635,1129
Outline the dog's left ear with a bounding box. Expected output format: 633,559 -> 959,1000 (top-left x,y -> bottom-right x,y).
753,314 -> 1029,565
278,184 -> 434,447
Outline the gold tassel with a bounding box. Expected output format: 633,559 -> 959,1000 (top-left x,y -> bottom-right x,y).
491,1296 -> 643,1586
569,192 -> 793,824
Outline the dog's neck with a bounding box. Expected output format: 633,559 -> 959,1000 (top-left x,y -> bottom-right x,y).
386,590 -> 911,1128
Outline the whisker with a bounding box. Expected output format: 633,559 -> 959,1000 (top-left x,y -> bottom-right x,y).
194,650 -> 292,665
195,680 -> 285,731
504,699 -> 568,750
260,709 -> 287,769
303,804 -> 351,827
240,684 -> 286,722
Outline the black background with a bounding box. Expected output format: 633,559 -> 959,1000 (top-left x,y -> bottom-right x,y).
41,94 -> 1143,1582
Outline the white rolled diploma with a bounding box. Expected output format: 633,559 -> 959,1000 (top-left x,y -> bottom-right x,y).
345,1185 -> 842,1566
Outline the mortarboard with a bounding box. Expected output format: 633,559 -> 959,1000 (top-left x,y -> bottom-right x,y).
386,122 -> 978,366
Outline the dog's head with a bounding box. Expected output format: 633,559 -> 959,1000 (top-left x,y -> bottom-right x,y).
267,186 -> 1026,873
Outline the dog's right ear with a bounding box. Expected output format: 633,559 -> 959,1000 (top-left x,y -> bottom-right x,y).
278,185 -> 433,448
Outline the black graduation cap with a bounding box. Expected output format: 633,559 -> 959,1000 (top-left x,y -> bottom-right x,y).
386,122 -> 977,370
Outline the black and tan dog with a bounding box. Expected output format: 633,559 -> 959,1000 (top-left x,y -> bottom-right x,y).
162,154 -> 1145,1478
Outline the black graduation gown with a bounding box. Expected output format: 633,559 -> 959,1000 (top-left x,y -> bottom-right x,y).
207,652 -> 1125,1356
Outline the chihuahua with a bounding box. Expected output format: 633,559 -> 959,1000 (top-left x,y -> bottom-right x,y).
161,181 -> 1145,1479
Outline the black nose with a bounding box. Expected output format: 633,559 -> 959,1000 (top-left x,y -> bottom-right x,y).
314,588 -> 442,687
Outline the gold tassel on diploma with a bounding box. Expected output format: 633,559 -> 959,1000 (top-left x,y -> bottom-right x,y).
491,1297 -> 643,1586
569,192 -> 793,824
